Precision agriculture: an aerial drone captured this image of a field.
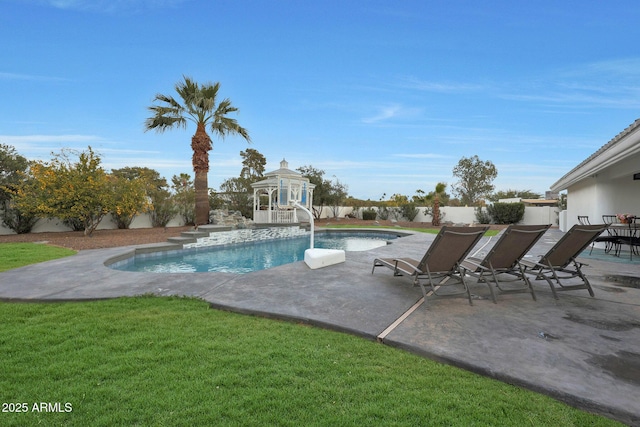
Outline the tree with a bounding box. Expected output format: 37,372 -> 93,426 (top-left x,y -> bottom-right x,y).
145,76 -> 250,226
13,147 -> 115,236
297,165 -> 328,219
218,177 -> 253,218
110,169 -> 152,229
297,166 -> 350,219
451,155 -> 498,206
430,182 -> 447,226
239,148 -> 266,181
327,178 -> 349,218
0,144 -> 37,233
171,173 -> 196,225
487,189 -> 541,203
111,167 -> 174,227
218,148 -> 266,218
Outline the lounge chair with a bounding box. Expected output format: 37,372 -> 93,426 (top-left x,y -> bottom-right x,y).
371,226 -> 488,305
459,224 -> 551,303
520,223 -> 609,298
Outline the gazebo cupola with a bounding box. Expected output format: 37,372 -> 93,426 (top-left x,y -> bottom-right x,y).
250,159 -> 315,223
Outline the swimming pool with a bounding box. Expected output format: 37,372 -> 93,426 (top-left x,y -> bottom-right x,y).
109,230 -> 403,274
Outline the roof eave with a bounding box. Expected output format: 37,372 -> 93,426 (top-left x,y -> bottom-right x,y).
551,118 -> 640,192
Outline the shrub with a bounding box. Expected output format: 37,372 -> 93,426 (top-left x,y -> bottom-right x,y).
1,201 -> 37,234
376,206 -> 390,220
474,207 -> 492,224
362,208 -> 377,220
486,202 -> 525,224
399,202 -> 419,221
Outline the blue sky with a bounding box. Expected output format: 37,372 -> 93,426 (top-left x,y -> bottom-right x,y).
1,0 -> 639,200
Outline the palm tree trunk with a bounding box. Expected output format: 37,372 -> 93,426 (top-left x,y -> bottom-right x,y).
192,123 -> 212,226
432,197 -> 440,227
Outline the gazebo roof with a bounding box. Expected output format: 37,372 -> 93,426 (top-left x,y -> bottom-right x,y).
251,159 -> 315,190
263,159 -> 303,178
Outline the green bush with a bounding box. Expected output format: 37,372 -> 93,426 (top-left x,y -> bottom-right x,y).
399,202 -> 419,221
362,208 -> 377,220
487,202 -> 525,224
474,207 -> 492,224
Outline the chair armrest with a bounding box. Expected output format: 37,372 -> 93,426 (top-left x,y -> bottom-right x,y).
393,258 -> 421,275
459,257 -> 484,272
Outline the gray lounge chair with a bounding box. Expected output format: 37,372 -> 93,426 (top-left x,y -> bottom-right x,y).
520,223 -> 609,298
372,226 -> 488,305
459,224 -> 551,303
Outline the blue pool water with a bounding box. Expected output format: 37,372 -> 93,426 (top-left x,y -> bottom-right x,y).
111,231 -> 400,274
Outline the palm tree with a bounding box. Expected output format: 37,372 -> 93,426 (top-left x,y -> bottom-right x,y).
430,182 -> 447,227
145,76 -> 250,225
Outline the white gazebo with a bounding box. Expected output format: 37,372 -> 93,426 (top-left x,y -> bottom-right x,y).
250,159 -> 315,224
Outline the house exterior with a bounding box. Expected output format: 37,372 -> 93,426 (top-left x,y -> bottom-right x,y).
551,118 -> 640,231
250,159 -> 316,224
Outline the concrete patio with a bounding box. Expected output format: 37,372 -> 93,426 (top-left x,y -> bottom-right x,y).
1,228 -> 639,425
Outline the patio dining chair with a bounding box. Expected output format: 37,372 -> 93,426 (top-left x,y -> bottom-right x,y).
612,216 -> 639,260
577,215 -> 590,225
520,223 -> 608,299
459,224 -> 551,303
372,226 -> 488,305
583,215 -> 619,255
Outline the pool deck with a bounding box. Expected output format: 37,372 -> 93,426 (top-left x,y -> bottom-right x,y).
1,228 -> 639,425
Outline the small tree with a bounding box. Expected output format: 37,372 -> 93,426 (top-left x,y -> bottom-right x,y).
0,144 -> 37,233
297,165 -> 330,219
239,148 -> 266,181
171,173 -> 196,225
13,147 -> 115,235
452,155 -> 498,206
430,182 -> 447,226
327,178 -> 349,218
474,206 -> 492,224
218,177 -> 253,218
113,167 -> 175,227
110,170 -> 151,229
218,149 -> 267,219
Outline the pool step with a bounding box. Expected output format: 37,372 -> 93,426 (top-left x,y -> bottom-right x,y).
167,225 -> 235,245
167,236 -> 199,245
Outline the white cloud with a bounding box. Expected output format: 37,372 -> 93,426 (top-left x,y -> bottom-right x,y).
361,104 -> 423,124
0,134 -> 101,143
361,104 -> 402,124
398,77 -> 486,93
393,153 -> 451,159
40,0 -> 191,13
0,72 -> 68,82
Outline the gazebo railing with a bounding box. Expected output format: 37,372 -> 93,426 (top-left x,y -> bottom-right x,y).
254,209 -> 298,224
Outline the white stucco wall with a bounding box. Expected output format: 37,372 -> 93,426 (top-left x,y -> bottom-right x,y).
1,205 -> 561,235
0,213 -> 184,235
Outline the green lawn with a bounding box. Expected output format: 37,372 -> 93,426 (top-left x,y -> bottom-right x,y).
0,243 -> 76,272
0,297 -> 621,426
0,239 -> 620,426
